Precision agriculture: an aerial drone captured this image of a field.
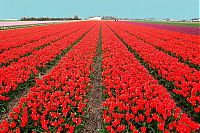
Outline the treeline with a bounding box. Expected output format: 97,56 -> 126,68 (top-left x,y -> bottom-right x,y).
21,16 -> 81,21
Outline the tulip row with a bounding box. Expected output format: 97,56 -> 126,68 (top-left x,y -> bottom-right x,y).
107,23 -> 200,114
0,23 -> 72,43
0,23 -> 95,111
125,22 -> 199,45
114,22 -> 200,67
101,24 -> 199,133
0,22 -> 82,53
0,25 -> 81,66
0,24 -> 100,133
0,24 -> 50,41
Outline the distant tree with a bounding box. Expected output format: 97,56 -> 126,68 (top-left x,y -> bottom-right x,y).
73,15 -> 80,20
20,17 -> 27,21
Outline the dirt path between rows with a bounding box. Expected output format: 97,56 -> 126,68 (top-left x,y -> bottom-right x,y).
80,26 -> 103,133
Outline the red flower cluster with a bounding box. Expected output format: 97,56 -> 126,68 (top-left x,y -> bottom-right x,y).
114,22 -> 200,65
0,24 -> 100,132
0,24 -> 81,65
0,22 -> 95,102
101,24 -> 199,132
108,23 -> 200,113
125,22 -> 199,45
0,21 -> 199,133
0,23 -> 77,52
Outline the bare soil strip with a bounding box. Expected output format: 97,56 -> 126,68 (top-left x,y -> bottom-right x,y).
0,25 -> 95,122
0,23 -> 47,30
80,26 -> 103,133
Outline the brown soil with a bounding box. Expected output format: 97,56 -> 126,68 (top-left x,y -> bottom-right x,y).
0,82 -> 34,122
80,27 -> 103,133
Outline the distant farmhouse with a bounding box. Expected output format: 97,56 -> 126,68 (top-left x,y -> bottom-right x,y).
87,16 -> 119,20
162,18 -> 200,22
88,16 -> 102,20
102,16 -> 116,20
162,18 -> 178,22
191,18 -> 200,22
144,18 -> 155,21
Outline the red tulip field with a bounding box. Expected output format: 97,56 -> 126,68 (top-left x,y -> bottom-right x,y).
0,21 -> 199,133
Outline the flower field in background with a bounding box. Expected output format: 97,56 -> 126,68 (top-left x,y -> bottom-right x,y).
0,21 -> 65,27
0,21 -> 199,133
129,21 -> 200,35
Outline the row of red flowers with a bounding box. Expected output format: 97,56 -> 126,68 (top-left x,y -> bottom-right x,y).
108,23 -> 200,113
115,22 -> 200,65
0,25 -> 82,65
0,24 -> 100,133
0,23 -> 74,52
101,24 -> 199,132
125,22 -> 199,45
0,23 -> 95,103
0,23 -> 52,41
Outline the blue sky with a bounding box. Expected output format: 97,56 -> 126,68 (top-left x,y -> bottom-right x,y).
0,0 -> 199,19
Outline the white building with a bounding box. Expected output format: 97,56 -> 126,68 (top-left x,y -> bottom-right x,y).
162,18 -> 178,22
191,18 -> 200,22
88,16 -> 101,20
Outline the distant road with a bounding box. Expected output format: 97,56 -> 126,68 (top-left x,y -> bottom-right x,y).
0,20 -> 82,27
